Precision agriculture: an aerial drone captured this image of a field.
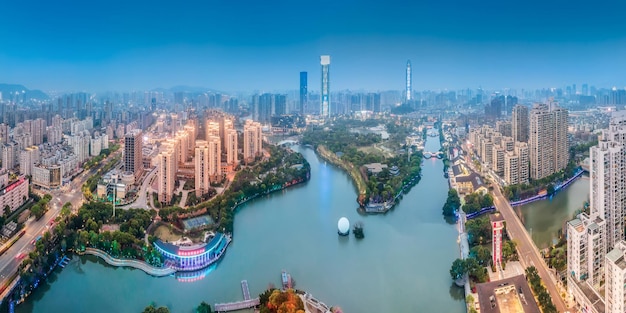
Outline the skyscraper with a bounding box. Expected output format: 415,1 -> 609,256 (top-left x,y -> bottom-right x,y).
243,120 -> 262,163
299,71 -> 307,114
528,103 -> 568,180
124,129 -> 143,181
406,60 -> 412,102
195,140 -> 210,197
512,105 -> 529,142
157,145 -> 176,204
207,135 -> 221,180
320,55 -> 330,118
226,129 -> 238,167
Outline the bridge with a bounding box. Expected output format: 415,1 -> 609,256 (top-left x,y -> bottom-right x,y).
423,151 -> 444,159
214,279 -> 260,312
277,139 -> 299,146
214,298 -> 260,312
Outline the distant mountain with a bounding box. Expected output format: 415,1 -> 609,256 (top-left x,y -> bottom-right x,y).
0,83 -> 49,100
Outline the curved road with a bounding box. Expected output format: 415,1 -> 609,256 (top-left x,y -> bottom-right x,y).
492,185 -> 568,312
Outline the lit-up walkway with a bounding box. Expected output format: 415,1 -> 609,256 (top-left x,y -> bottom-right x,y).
84,248 -> 175,277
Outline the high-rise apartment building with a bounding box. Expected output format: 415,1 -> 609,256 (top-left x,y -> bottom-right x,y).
175,130 -> 189,164
243,120 -> 262,163
19,146 -> 40,176
300,72 -> 308,114
503,142 -> 529,185
0,124 -> 9,144
226,129 -> 238,166
195,140 -> 210,198
124,129 -> 143,181
157,146 -> 176,204
1,142 -> 17,171
32,118 -> 46,145
320,55 -> 330,118
529,103 -> 568,180
606,241 -> 626,313
405,60 -> 412,102
512,105 -> 529,143
207,135 -> 221,181
206,121 -> 219,140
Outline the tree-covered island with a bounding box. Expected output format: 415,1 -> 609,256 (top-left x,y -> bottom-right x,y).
301,118 -> 423,212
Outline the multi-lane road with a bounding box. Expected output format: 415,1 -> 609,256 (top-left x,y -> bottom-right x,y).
491,184 -> 569,312
0,149 -> 122,297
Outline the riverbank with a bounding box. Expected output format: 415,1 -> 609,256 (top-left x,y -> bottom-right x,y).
316,145 -> 367,204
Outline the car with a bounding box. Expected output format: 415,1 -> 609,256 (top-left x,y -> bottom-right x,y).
16,253 -> 26,260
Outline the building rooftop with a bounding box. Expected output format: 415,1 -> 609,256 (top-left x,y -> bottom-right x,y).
607,247 -> 626,270
476,275 -> 540,313
490,213 -> 505,223
154,232 -> 224,256
363,163 -> 388,174
568,218 -> 584,232
456,172 -> 486,191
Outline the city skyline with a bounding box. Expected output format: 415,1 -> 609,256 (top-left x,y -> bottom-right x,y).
1,1 -> 626,92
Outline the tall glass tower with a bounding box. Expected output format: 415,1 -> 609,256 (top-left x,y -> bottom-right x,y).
406,60 -> 412,102
320,55 -> 330,118
299,71 -> 307,114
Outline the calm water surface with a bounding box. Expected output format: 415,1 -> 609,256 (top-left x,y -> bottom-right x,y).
515,175 -> 590,249
18,136 -> 465,313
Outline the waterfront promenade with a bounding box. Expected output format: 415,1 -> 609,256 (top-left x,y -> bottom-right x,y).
83,248 -> 175,277
491,185 -> 568,312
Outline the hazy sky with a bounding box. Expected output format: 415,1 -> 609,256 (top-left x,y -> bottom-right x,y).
1,0 -> 626,92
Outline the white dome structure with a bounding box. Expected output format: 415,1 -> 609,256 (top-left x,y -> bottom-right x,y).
338,217 -> 350,236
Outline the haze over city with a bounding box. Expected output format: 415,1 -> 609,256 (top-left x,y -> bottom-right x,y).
2,0 -> 626,92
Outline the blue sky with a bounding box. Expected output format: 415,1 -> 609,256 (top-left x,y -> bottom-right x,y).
1,0 -> 626,92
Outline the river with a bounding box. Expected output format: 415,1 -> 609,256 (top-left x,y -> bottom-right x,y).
17,136 -> 465,313
515,174 -> 590,249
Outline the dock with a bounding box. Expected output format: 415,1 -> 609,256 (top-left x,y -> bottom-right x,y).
214,279 -> 260,312
241,280 -> 251,300
58,255 -> 70,268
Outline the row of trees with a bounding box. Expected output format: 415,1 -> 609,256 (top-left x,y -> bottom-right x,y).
143,301 -> 212,313
525,266 -> 557,313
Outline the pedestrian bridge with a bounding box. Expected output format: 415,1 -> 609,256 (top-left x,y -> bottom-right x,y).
277,139 -> 299,146
423,151 -> 444,159
214,298 -> 260,312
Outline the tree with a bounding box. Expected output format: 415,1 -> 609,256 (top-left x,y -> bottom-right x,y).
196,302 -> 212,313
466,257 -> 488,283
30,204 -> 45,219
502,240 -> 518,261
143,305 -> 170,313
442,189 -> 461,216
470,245 -> 491,266
3,205 -> 10,217
450,258 -> 467,280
